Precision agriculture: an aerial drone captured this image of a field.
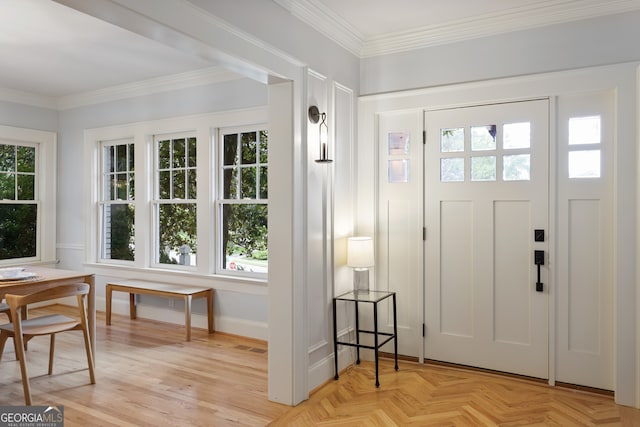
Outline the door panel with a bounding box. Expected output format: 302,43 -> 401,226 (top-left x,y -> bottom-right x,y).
439,201 -> 473,337
425,99 -> 549,378
556,92 -> 614,390
376,111 -> 423,358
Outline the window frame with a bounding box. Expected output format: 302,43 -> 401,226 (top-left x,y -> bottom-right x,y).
152,131 -> 199,270
0,125 -> 56,266
84,108 -> 268,286
98,138 -> 136,265
216,126 -> 268,278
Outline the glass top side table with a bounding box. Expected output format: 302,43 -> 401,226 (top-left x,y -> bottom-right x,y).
333,290 -> 398,387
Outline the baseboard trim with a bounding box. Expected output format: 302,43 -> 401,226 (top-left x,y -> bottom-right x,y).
96,295 -> 267,340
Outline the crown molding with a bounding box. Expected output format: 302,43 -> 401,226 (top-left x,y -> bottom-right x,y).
362,0 -> 640,57
0,88 -> 58,110
273,0 -> 364,56
277,0 -> 640,58
0,67 -> 244,111
57,66 -> 244,110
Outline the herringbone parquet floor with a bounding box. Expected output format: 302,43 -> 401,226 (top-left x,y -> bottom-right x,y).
2,305 -> 638,426
270,358 -> 640,426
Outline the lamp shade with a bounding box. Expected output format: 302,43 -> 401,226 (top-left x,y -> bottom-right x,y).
347,237 -> 374,268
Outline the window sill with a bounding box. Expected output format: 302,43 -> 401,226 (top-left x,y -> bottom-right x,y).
83,262 -> 268,295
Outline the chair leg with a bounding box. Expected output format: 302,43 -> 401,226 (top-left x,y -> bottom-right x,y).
13,329 -> 32,405
0,331 -> 8,361
21,307 -> 28,351
48,334 -> 56,375
81,325 -> 96,384
78,295 -> 96,384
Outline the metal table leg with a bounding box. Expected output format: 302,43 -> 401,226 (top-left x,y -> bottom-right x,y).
393,292 -> 398,371
333,298 -> 339,380
373,300 -> 379,387
355,299 -> 361,364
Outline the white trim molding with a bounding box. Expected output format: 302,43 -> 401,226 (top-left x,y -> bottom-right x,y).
58,67 -> 243,110
275,0 -> 640,58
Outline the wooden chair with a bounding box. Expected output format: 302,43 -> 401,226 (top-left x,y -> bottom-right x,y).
0,283 -> 95,405
0,302 -> 10,322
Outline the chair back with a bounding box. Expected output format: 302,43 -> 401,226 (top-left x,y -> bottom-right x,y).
0,282 -> 94,405
5,283 -> 89,312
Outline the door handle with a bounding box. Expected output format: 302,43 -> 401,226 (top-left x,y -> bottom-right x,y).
534,250 -> 544,292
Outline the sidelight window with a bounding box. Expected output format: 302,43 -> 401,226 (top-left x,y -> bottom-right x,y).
568,116 -> 601,178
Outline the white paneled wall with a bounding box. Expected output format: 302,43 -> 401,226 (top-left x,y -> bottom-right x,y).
306,69 -> 356,391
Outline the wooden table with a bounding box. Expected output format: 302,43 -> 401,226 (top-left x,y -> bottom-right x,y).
0,266 -> 96,360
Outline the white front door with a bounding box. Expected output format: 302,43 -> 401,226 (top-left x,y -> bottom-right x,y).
424,99 -> 549,378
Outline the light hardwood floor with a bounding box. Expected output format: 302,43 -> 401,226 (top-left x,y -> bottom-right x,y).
1,305 -> 639,426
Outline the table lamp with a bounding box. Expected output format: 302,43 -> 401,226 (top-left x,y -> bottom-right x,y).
347,236 -> 374,293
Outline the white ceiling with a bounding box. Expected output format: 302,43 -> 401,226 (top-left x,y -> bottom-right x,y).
0,0 -> 214,101
1,0 -> 639,106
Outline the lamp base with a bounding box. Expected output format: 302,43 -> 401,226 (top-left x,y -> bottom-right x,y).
353,268 -> 370,294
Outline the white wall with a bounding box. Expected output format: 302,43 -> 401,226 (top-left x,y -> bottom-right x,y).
305,70 -> 356,391
55,78 -> 270,338
0,100 -> 57,131
361,11 -> 640,95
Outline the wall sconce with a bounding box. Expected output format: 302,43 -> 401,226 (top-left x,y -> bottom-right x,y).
347,236 -> 374,293
308,105 -> 333,163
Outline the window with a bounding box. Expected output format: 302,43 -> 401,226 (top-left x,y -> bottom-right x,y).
86,108 -> 268,279
439,122 -> 531,183
155,134 -> 197,266
0,126 -> 56,265
219,129 -> 268,274
568,116 -> 601,178
100,140 -> 135,262
0,143 -> 37,260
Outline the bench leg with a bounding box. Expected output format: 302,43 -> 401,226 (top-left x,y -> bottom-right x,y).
129,293 -> 137,319
184,295 -> 192,341
106,285 -> 112,325
207,290 -> 214,334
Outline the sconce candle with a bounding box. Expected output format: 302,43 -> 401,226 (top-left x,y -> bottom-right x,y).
309,105 -> 333,163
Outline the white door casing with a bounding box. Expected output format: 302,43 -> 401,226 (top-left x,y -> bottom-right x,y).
424,99 -> 549,378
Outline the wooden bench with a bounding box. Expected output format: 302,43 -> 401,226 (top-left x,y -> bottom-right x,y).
105,280 -> 214,341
